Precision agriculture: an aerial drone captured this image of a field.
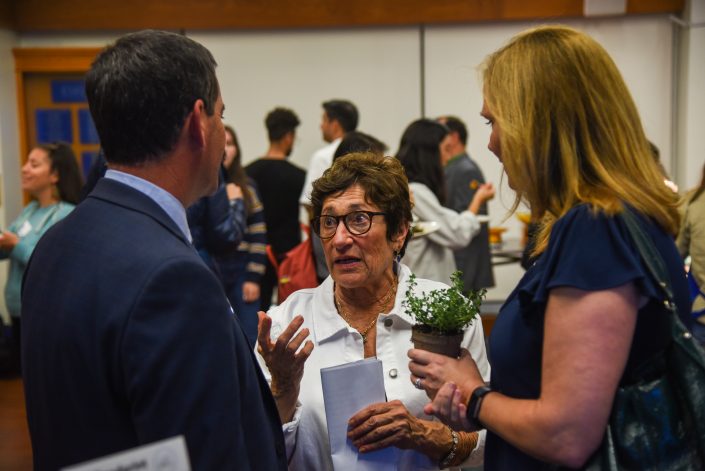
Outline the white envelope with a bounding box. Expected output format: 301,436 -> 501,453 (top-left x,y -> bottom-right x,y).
62,436 -> 190,471
321,358 -> 399,471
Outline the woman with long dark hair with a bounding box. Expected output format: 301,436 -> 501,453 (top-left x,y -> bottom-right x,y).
0,142 -> 83,369
397,119 -> 494,283
217,125 -> 268,344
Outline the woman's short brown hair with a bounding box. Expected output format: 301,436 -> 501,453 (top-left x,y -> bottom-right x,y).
310,152 -> 413,256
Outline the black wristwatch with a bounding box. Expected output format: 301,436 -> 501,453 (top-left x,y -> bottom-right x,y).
467,384 -> 492,429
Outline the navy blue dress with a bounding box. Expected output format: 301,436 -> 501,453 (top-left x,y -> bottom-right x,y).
485,205 -> 690,470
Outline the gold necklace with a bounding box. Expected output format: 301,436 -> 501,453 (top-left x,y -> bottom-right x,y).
334,296 -> 379,344
334,274 -> 399,344
372,273 -> 399,309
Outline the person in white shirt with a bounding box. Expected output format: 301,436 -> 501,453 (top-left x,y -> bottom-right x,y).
256,152 -> 490,470
299,99 -> 359,213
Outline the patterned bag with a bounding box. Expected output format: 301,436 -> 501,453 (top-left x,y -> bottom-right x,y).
582,210 -> 705,470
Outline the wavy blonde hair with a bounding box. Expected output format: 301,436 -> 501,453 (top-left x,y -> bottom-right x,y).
482,25 -> 679,255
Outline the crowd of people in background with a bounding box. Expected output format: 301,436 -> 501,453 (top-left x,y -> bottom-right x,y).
0,94 -> 501,375
171,95 -> 499,316
1,24 -> 704,471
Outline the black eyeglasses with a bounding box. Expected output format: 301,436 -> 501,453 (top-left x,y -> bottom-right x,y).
312,211 -> 386,239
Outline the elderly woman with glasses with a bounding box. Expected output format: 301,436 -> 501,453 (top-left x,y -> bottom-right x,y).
255,152 -> 490,470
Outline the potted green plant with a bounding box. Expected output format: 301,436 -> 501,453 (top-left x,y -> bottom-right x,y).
403,271 -> 486,358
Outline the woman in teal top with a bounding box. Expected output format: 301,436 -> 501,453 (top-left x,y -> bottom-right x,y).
0,142 -> 82,367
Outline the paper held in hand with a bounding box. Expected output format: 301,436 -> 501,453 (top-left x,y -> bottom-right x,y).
62,436 -> 190,471
321,358 -> 398,470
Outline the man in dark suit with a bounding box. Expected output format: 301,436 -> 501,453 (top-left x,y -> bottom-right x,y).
21,30 -> 286,471
438,115 -> 495,291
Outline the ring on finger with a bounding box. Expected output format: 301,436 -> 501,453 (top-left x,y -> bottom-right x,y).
414,377 -> 423,390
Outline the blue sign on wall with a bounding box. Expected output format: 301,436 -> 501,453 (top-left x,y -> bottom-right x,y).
79,109 -> 100,144
35,109 -> 72,143
51,80 -> 87,103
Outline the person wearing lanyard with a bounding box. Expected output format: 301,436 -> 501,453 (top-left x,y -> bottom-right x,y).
0,142 -> 82,371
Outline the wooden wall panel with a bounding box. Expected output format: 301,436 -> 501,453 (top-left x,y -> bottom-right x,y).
9,0 -> 684,32
0,1 -> 14,29
13,48 -> 101,72
627,0 -> 683,14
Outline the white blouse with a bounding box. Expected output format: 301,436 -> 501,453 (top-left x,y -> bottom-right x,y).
256,264 -> 490,470
404,182 -> 481,284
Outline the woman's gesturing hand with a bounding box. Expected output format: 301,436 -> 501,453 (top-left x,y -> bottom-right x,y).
242,281 -> 260,303
408,348 -> 483,400
257,311 -> 314,422
347,400 -> 451,461
468,182 -> 495,214
424,382 -> 475,431
0,231 -> 19,251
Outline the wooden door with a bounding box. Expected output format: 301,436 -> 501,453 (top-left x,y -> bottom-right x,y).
13,48 -> 102,201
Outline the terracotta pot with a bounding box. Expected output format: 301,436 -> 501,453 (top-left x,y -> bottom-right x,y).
411,325 -> 463,358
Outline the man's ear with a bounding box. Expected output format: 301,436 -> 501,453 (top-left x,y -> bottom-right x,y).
187,99 -> 207,148
448,131 -> 460,144
332,119 -> 343,136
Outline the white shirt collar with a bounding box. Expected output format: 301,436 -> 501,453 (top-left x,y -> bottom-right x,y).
311,264 -> 416,344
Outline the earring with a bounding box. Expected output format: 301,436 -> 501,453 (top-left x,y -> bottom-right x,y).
393,249 -> 401,263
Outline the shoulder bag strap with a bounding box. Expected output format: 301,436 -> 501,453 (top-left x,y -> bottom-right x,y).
620,208 -> 675,309
266,245 -> 279,271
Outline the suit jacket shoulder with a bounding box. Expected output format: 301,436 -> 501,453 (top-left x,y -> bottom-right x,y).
21,178 -> 286,470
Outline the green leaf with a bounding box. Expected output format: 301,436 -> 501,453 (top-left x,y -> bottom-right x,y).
402,270 -> 486,335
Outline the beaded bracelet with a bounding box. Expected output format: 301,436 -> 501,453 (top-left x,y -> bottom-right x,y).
439,427 -> 459,468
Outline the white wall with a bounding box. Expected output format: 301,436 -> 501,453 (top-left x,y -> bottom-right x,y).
425,15 -> 675,299
677,0 -> 705,191
190,27 -> 422,171
3,12 -> 698,304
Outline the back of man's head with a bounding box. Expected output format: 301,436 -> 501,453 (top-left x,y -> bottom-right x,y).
86,30 -> 219,166
265,107 -> 300,142
333,131 -> 387,162
439,116 -> 468,146
322,100 -> 359,133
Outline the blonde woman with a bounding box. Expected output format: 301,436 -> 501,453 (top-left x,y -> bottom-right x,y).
409,25 -> 690,469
